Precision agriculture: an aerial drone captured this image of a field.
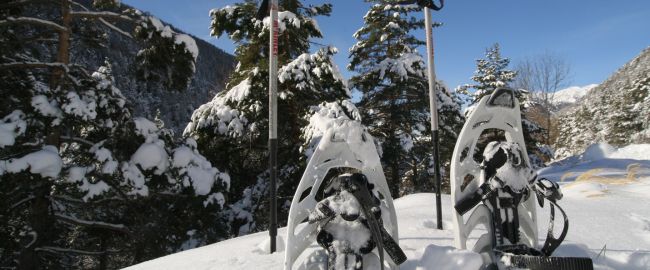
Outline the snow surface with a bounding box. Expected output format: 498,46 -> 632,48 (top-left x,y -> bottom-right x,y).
126,143 -> 650,270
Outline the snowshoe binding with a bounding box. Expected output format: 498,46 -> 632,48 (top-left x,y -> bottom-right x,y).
450,88 -> 593,270
284,121 -> 405,270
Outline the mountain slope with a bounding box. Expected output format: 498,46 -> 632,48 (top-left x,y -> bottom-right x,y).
554,47 -> 650,157
72,0 -> 235,133
126,144 -> 650,270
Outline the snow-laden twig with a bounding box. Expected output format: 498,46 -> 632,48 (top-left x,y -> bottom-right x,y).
0,16 -> 67,32
54,213 -> 130,233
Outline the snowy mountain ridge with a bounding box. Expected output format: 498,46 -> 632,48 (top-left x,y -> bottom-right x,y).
126,144 -> 650,270
551,84 -> 598,106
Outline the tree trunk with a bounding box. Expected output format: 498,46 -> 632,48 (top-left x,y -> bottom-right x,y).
19,183 -> 54,270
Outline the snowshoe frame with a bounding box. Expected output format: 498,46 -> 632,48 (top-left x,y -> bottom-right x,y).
284,121 -> 400,270
450,88 -> 539,265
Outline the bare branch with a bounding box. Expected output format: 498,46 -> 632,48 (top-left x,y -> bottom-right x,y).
54,214 -> 130,234
0,17 -> 67,32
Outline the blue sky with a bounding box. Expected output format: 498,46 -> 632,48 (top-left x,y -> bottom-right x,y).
123,0 -> 650,90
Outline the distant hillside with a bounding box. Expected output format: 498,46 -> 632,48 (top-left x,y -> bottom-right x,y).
552,84 -> 598,110
72,0 -> 235,133
553,47 -> 650,158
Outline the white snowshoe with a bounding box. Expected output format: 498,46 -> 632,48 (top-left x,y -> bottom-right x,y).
450,88 -> 593,270
284,121 -> 404,270
450,88 -> 538,262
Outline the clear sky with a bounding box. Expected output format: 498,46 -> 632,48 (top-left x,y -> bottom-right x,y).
123,0 -> 650,91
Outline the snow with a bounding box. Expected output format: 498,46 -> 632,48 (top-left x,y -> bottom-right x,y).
223,79 -> 251,103
300,101 -> 361,158
183,88 -> 248,138
261,11 -> 301,33
62,91 -> 98,120
131,142 -> 169,175
552,84 -> 598,105
148,16 -> 199,60
0,145 -> 62,178
374,53 -> 425,81
31,95 -> 63,123
0,110 -> 26,148
126,142 -> 650,270
172,139 -> 231,196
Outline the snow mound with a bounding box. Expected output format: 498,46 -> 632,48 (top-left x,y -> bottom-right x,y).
581,142 -> 616,161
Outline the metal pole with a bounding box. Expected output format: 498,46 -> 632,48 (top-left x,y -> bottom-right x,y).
424,7 -> 443,230
268,0 -> 279,253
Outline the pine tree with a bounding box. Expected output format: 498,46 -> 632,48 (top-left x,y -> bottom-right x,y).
459,43 -> 549,166
457,43 -> 517,102
0,1 -> 225,268
348,2 -> 463,196
186,0 -> 353,236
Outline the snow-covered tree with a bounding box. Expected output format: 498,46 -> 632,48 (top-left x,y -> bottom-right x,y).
458,43 -> 517,103
348,2 -> 463,196
458,44 -> 550,167
0,2 -> 223,268
185,0 -> 353,236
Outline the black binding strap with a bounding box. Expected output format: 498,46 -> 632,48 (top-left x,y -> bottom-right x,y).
541,199 -> 569,256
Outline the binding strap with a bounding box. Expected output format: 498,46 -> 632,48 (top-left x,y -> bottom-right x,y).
541,199 -> 569,256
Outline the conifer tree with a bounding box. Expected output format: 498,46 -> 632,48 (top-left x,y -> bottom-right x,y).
458,43 -> 517,102
0,1 -> 226,268
348,1 -> 463,196
186,0 -> 354,235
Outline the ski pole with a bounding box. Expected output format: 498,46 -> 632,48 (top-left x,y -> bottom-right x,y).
258,0 -> 279,254
424,4 -> 444,230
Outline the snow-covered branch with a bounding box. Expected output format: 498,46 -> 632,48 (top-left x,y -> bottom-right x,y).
54,214 -> 130,233
60,135 -> 96,147
69,1 -> 133,38
0,16 -> 67,32
36,246 -> 120,256
10,195 -> 35,210
70,11 -> 133,22
0,62 -> 68,70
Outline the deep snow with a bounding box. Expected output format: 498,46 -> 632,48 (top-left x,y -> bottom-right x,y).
126,144 -> 650,270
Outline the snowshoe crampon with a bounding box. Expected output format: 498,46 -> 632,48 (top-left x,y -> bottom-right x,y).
284,121 -> 404,270
450,88 -> 593,269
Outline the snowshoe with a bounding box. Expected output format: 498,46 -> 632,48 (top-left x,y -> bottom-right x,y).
450,88 -> 593,270
284,121 -> 404,270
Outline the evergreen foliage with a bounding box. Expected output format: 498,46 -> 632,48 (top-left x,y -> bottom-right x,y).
348,1 -> 463,196
0,1 -> 226,268
185,0 -> 354,236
